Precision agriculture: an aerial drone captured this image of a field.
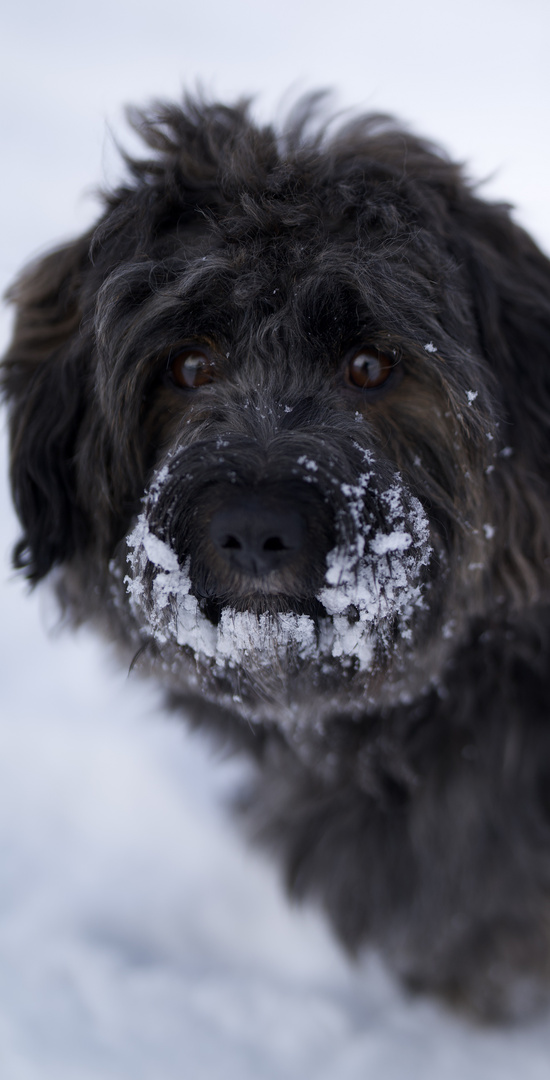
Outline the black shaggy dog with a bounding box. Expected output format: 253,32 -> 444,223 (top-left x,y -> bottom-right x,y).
3,96 -> 550,1020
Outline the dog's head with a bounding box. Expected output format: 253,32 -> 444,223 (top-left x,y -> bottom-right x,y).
3,97 -> 550,726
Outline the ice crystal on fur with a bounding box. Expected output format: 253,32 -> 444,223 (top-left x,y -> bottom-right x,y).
126,516 -> 317,666
125,467 -> 431,675
318,476 -> 431,664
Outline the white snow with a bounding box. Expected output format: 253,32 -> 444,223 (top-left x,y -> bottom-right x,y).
125,467 -> 431,676
142,530 -> 180,572
297,455 -> 319,471
126,512 -> 316,666
370,530 -> 412,555
466,390 -> 478,405
424,342 -> 437,353
317,479 -> 430,667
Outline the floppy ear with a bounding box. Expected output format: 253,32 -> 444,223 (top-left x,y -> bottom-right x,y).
453,194 -> 550,472
447,193 -> 550,601
2,232 -> 94,581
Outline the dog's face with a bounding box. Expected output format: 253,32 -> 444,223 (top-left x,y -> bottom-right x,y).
3,100 -> 550,729
109,222 -> 480,725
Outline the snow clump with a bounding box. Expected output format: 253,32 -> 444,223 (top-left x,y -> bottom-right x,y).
125,466 -> 432,676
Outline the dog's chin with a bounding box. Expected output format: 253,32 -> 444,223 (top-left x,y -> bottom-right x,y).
123,583 -> 431,728
132,612 -> 437,730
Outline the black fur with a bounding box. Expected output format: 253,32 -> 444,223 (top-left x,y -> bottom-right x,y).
3,95 -> 550,1019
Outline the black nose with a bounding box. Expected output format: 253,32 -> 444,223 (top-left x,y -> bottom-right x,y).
209,498 -> 306,576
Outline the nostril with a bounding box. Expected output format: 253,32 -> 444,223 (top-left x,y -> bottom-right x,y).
263,536 -> 287,552
221,534 -> 242,550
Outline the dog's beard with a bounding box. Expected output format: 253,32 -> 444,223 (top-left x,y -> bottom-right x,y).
120,460 -> 433,720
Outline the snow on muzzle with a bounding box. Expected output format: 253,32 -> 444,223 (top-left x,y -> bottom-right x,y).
122,450 -> 433,677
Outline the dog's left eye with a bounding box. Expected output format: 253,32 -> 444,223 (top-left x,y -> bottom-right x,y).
345,348 -> 394,390
170,349 -> 215,389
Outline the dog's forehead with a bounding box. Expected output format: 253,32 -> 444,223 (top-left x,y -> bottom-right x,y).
151,217 -> 442,349
154,164 -> 429,293
93,153 -> 476,396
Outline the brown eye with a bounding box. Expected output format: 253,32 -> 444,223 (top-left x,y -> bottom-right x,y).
170,349 -> 215,389
345,348 -> 394,390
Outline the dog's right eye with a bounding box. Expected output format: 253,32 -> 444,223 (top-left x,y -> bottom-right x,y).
345,348 -> 394,390
170,349 -> 215,389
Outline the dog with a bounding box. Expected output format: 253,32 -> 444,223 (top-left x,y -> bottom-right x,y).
3,95 -> 550,1020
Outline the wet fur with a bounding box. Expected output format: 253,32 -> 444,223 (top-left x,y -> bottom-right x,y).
3,96 -> 550,1019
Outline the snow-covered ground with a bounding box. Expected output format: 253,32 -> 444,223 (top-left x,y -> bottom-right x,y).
2,2 -> 550,1076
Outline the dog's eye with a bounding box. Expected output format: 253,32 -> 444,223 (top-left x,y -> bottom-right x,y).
170,349 -> 215,389
345,348 -> 393,390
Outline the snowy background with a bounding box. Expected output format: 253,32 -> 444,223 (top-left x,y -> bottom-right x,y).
2,2 -> 550,1076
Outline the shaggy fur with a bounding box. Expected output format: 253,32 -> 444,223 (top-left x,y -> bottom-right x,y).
3,95 -> 550,1020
